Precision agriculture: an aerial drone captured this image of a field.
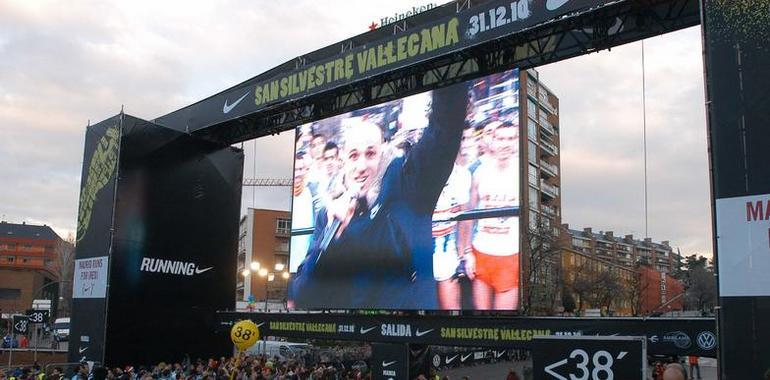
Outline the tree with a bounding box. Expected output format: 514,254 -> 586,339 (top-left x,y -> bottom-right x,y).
681,254 -> 717,313
55,233 -> 76,317
568,259 -> 597,314
523,216 -> 563,315
687,266 -> 717,313
624,263 -> 649,316
561,288 -> 576,314
592,268 -> 623,315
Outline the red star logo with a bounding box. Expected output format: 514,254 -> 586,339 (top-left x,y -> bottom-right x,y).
368,21 -> 378,31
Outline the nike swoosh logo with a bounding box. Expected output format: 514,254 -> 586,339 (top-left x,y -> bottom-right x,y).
445,355 -> 458,364
223,91 -> 250,114
79,347 -> 88,354
461,353 -> 473,362
546,0 -> 570,11
415,328 -> 433,337
195,266 -> 213,274
382,361 -> 396,367
256,322 -> 265,328
360,326 -> 377,334
495,351 -> 505,358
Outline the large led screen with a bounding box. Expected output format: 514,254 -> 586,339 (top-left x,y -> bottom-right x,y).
289,69 -> 520,310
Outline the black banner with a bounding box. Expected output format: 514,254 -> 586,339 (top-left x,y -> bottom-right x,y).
69,115 -> 122,364
371,343 -> 409,380
532,336 -> 646,380
155,0 -> 615,133
12,315 -> 29,335
429,347 -> 520,370
25,309 -> 49,324
104,116 -> 244,366
70,114 -> 244,366
408,344 -> 432,378
703,0 -> 770,377
217,313 -> 717,357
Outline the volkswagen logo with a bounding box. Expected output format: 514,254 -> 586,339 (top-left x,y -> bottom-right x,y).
696,331 -> 717,350
432,354 -> 441,368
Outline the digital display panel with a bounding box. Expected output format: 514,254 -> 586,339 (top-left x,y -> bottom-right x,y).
289,69 -> 520,310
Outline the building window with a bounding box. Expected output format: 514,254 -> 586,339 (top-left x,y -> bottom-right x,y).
0,288 -> 21,300
527,118 -> 537,141
528,141 -> 537,163
275,238 -> 290,252
6,256 -> 14,263
527,100 -> 537,117
528,165 -> 538,187
276,218 -> 291,234
529,186 -> 539,209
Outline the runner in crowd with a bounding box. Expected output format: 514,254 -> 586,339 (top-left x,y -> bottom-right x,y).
467,120 -> 521,310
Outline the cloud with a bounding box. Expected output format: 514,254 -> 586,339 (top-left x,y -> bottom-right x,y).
539,26 -> 712,256
0,1 -> 712,258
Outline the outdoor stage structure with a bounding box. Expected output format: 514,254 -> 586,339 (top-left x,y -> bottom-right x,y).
68,0 -> 768,377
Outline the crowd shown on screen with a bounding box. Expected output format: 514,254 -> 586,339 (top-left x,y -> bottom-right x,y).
291,69 -> 523,310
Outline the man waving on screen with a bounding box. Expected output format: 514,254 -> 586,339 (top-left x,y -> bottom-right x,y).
289,83 -> 468,310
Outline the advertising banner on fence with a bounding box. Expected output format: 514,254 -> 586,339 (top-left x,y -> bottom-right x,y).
289,70 -> 521,311
532,336 -> 646,380
218,313 -> 717,357
371,343 -> 409,380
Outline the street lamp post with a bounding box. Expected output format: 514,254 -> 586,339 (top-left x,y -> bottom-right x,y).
241,261 -> 290,312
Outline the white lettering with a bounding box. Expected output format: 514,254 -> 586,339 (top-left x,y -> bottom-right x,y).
381,324 -> 412,337
139,257 -> 211,277
140,257 -> 151,271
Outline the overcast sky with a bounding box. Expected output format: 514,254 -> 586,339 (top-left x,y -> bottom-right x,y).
0,1 -> 712,257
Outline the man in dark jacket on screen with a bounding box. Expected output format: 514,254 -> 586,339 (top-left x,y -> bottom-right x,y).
289,83 -> 468,309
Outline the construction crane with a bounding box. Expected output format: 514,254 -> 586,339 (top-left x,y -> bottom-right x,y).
242,178 -> 292,187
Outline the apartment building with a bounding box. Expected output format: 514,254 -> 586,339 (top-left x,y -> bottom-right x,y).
563,225 -> 683,274
0,221 -> 70,315
560,224 -> 685,315
236,208 -> 291,304
520,69 -> 562,238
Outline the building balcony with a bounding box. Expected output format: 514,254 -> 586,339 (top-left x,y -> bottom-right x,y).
540,180 -> 560,198
275,228 -> 291,237
527,82 -> 537,97
538,95 -> 555,114
538,95 -> 557,115
539,118 -> 556,135
540,140 -> 559,156
540,160 -> 559,177
542,204 -> 557,217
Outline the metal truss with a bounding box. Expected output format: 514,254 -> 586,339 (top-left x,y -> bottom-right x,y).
242,178 -> 292,186
194,0 -> 699,145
